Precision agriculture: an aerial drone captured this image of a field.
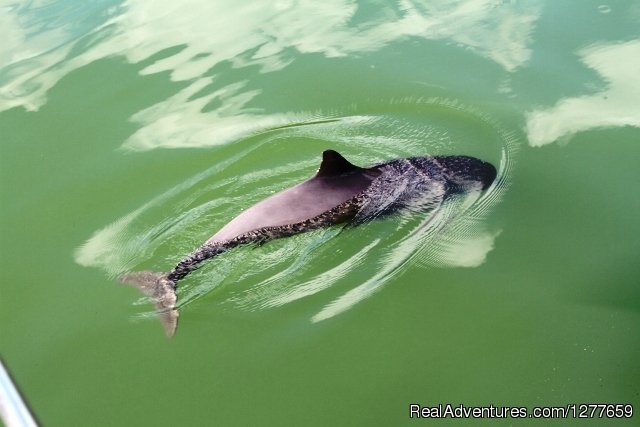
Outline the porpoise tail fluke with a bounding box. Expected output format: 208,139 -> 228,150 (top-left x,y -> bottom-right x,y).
118,272 -> 178,337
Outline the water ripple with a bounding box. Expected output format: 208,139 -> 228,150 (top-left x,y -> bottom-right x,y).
75,98 -> 519,326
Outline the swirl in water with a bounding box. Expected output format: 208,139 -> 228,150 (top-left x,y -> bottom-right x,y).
74,98 -> 519,330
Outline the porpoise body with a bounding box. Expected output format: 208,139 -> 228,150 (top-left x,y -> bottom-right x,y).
120,150 -> 497,335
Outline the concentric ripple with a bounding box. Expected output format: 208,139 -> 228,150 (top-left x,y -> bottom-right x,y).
75,98 -> 519,326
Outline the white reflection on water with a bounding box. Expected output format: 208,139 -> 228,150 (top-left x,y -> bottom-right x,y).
1,0 -> 540,148
122,78 -> 305,151
74,99 -> 516,326
526,40 -> 640,147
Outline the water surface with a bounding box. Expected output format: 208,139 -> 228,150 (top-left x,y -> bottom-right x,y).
1,1 -> 639,426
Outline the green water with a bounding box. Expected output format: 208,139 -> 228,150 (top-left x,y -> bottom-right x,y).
1,1 -> 639,426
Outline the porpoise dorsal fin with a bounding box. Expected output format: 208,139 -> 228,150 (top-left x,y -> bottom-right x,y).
316,150 -> 363,177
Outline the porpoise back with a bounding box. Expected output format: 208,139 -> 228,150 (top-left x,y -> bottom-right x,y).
209,151 -> 381,242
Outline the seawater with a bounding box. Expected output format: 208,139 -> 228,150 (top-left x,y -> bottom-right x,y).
1,1 -> 639,426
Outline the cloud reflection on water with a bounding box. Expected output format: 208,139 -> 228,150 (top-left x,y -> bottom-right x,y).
1,0 -> 541,150
526,40 -> 640,147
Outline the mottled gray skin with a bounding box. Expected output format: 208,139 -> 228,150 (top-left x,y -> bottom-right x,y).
120,150 -> 496,336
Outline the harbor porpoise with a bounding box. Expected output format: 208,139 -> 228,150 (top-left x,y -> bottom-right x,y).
120,150 -> 497,335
